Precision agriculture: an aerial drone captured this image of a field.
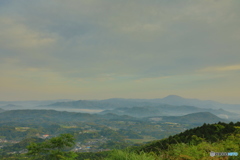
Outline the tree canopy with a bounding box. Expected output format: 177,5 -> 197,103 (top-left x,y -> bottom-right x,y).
27,133 -> 77,160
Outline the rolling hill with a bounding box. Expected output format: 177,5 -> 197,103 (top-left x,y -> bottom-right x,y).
99,105 -> 238,120
148,112 -> 227,125
41,95 -> 240,120
0,109 -> 137,125
137,121 -> 240,153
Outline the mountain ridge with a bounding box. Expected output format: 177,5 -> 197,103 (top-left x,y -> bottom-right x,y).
57,95 -> 239,109
147,112 -> 227,124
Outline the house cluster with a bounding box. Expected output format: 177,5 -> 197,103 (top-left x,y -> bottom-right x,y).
73,138 -> 109,152
0,139 -> 20,144
0,139 -> 7,143
38,134 -> 52,139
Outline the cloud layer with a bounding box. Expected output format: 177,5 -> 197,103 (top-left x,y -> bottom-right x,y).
0,0 -> 240,103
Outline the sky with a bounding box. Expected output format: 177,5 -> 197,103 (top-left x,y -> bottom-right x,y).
0,0 -> 240,104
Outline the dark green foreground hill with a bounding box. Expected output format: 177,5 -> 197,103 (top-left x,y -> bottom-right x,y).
137,122 -> 238,152
78,122 -> 240,160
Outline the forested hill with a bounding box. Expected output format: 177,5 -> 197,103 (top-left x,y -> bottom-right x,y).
99,105 -> 233,118
136,121 -> 240,153
148,112 -> 227,125
0,109 -> 226,126
72,121 -> 240,159
0,109 -> 136,124
0,110 -> 96,123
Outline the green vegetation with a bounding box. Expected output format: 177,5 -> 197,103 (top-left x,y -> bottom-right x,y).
137,122 -> 237,153
105,150 -> 158,160
126,136 -> 156,144
3,137 -> 43,153
76,122 -> 240,160
0,109 -> 239,159
105,133 -> 240,160
27,133 -> 77,160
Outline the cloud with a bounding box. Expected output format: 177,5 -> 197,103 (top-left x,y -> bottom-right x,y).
199,64 -> 240,72
0,17 -> 56,51
0,0 -> 240,102
134,76 -> 170,83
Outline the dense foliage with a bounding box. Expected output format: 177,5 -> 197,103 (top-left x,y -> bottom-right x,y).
76,122 -> 240,160
27,133 -> 77,160
137,122 -> 238,153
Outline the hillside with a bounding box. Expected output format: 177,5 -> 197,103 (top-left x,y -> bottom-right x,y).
148,112 -> 227,125
137,122 -> 239,153
100,106 -> 163,117
105,122 -> 240,160
0,109 -> 136,125
74,122 -> 240,160
0,111 -> 239,159
2,137 -> 44,153
0,110 -> 95,123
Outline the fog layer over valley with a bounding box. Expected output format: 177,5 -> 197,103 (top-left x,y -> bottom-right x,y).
0,95 -> 239,121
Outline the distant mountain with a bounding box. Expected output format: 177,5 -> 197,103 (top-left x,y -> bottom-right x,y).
40,96 -> 240,120
43,99 -> 159,110
162,95 -> 212,107
126,95 -> 240,111
46,100 -> 118,109
0,99 -> 73,108
148,112 -> 227,125
2,96 -> 240,113
0,108 -> 5,113
99,104 -> 238,120
0,104 -> 23,110
100,95 -> 240,115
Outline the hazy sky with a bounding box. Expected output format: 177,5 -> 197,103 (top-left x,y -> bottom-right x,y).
0,0 -> 240,103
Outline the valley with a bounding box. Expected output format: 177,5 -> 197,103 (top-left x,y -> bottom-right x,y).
0,96 -> 239,159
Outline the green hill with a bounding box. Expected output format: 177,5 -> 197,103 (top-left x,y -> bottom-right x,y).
2,137 -> 44,153
76,122 -> 240,160
148,112 -> 228,125
0,110 -> 98,124
137,122 -> 237,152
0,109 -> 137,125
99,105 -> 238,120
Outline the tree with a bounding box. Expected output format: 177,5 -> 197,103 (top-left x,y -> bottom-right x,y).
27,133 -> 77,160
